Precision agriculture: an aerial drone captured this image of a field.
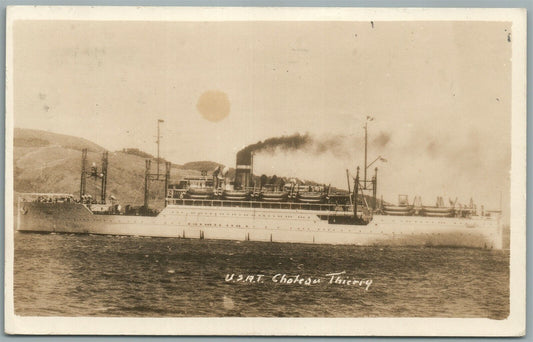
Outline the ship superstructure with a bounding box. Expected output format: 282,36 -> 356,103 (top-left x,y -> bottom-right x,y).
16,121 -> 503,249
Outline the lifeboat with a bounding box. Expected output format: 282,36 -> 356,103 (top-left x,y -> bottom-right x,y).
297,192 -> 326,203
382,205 -> 413,216
187,187 -> 214,199
223,189 -> 249,201
260,191 -> 289,202
422,206 -> 454,217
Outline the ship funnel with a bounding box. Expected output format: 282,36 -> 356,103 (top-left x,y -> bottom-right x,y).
235,150 -> 252,189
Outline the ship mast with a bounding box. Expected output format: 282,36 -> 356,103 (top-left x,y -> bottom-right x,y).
100,151 -> 108,203
355,115 -> 385,219
143,119 -> 171,212
80,148 -> 87,201
156,119 -> 164,179
363,115 -> 373,188
364,120 -> 368,187
79,148 -> 108,203
346,169 -> 352,205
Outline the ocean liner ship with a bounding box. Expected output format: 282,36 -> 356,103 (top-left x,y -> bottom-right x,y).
16,125 -> 503,249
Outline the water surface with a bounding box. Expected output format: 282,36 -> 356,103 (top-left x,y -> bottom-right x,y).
14,232 -> 509,318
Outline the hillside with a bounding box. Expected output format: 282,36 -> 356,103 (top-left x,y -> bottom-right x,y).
13,129 -> 203,209
14,128 -> 105,152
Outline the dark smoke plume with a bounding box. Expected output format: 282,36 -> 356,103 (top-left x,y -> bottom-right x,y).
237,133 -> 311,164
373,131 -> 391,148
314,135 -> 349,155
236,132 -> 355,165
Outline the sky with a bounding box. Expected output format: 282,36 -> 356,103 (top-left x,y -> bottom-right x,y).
12,20 -> 512,210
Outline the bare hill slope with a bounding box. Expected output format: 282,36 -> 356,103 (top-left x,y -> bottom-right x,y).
13,129 -> 202,208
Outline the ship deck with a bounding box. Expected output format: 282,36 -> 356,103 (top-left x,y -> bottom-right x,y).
166,198 -> 355,213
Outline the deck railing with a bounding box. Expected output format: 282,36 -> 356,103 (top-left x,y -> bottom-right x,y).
166,198 -> 354,212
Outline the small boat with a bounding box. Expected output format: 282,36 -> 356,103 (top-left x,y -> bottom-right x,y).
297,192 -> 326,203
423,206 -> 454,213
422,206 -> 454,217
382,210 -> 414,216
187,187 -> 214,199
260,191 -> 289,202
223,189 -> 250,201
383,205 -> 413,212
424,212 -> 454,217
382,205 -> 413,216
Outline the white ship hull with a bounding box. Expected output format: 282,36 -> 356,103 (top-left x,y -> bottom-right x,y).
16,201 -> 503,249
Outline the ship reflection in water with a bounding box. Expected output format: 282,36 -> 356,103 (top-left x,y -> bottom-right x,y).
14,232 -> 509,319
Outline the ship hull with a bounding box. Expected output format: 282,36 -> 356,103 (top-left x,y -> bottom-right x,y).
16,201 -> 503,249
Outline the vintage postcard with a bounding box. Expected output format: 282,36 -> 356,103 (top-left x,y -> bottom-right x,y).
4,6 -> 526,336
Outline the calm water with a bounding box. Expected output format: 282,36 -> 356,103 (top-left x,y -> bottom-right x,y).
14,232 -> 509,319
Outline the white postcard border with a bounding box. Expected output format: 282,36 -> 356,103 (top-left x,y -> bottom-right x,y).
4,6 -> 527,336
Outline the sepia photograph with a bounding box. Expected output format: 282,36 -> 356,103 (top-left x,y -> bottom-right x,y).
4,6 -> 526,336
